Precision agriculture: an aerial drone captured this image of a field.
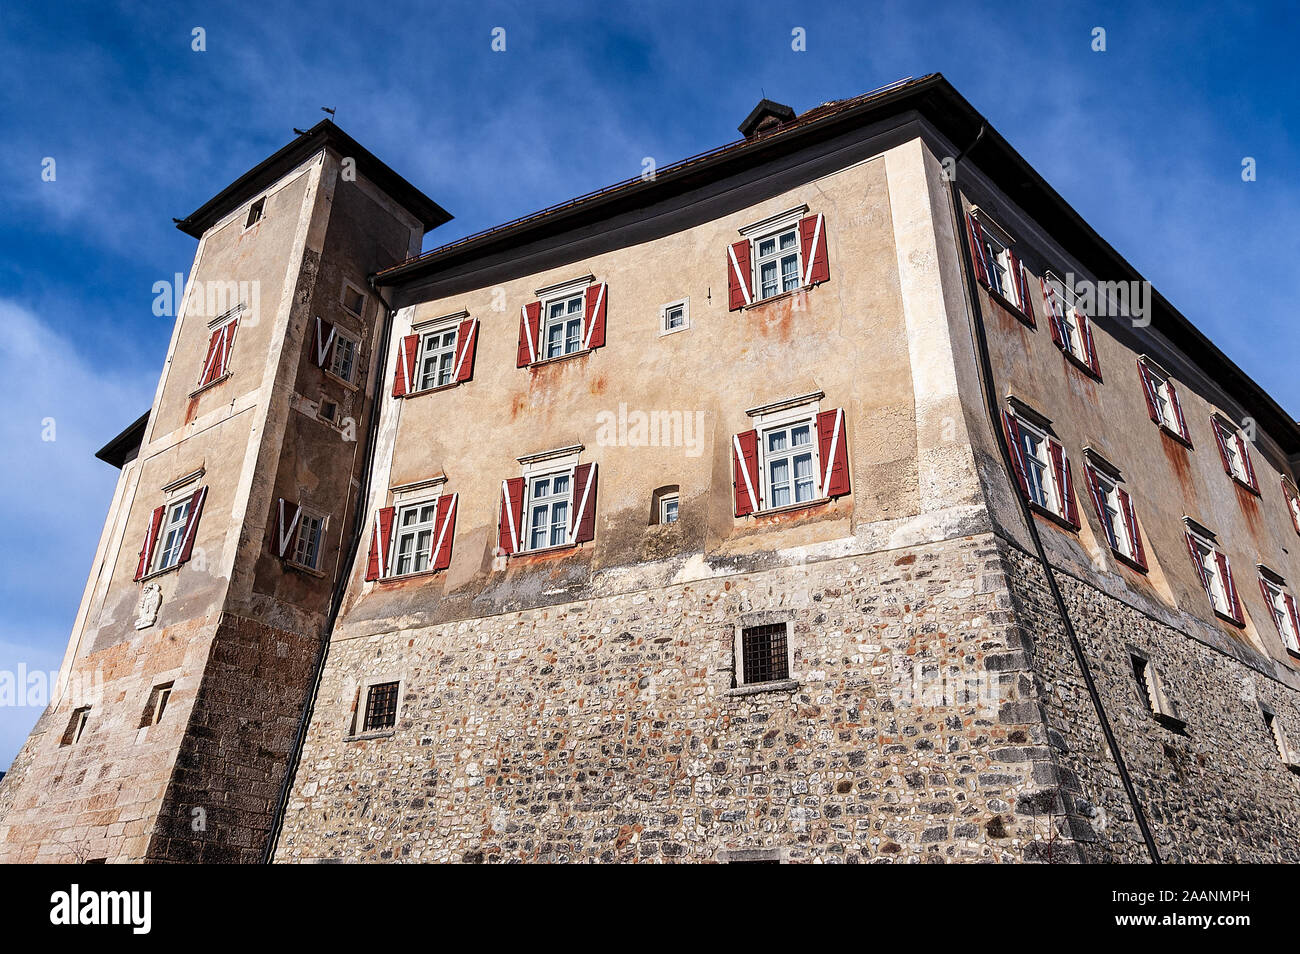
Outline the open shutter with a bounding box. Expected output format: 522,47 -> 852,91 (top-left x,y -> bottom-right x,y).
1211,418 -> 1234,475
177,486 -> 207,565
1167,382 -> 1191,443
1005,249 -> 1035,324
272,498 -> 302,559
965,214 -> 990,288
453,318 -> 478,383
582,283 -> 607,351
199,321 -> 236,387
1236,433 -> 1258,490
727,240 -> 752,310
1218,551 -> 1244,623
1137,361 -> 1160,423
1117,488 -> 1147,569
498,478 -> 525,555
1285,593 -> 1300,646
431,493 -> 458,571
1077,311 -> 1102,378
816,408 -> 850,498
364,507 -> 394,581
1184,532 -> 1212,598
517,302 -> 541,367
392,334 -> 418,397
313,317 -> 336,368
134,505 -> 166,580
1001,411 -> 1030,499
732,430 -> 761,517
1040,278 -> 1066,349
570,463 -> 598,544
1285,479 -> 1300,535
799,213 -> 829,286
1048,440 -> 1078,527
1082,465 -> 1108,543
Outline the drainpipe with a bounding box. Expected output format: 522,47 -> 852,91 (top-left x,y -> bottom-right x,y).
262,277 -> 397,863
946,127 -> 1161,864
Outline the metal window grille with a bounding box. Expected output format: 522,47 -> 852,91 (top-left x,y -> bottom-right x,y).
741,623 -> 789,684
363,681 -> 400,731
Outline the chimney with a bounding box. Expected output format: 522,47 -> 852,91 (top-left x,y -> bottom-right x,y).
738,98 -> 796,139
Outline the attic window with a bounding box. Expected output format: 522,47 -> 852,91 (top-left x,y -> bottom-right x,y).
245,197 -> 266,229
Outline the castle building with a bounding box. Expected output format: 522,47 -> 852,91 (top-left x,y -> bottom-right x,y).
4,75 -> 1300,863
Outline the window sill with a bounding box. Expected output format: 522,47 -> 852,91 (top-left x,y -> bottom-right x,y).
374,567 -> 446,584
1157,423 -> 1193,449
283,560 -> 327,579
137,564 -> 181,584
188,373 -> 231,399
506,541 -> 583,560
746,496 -> 839,519
1213,609 -> 1246,629
1111,549 -> 1149,574
322,369 -> 359,392
1286,648 -> 1300,662
739,284 -> 821,312
1154,713 -> 1188,733
1027,500 -> 1078,533
727,679 -> 800,697
524,348 -> 593,369
981,283 -> 1036,328
1056,346 -> 1102,382
1229,474 -> 1261,496
344,729 -> 395,742
400,380 -> 462,399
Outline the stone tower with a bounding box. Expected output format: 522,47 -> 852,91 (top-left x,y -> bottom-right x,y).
0,122 -> 448,862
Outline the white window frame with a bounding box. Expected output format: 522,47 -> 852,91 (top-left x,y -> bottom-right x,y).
1016,417 -> 1057,514
349,675 -> 405,738
415,323 -> 459,392
1044,271 -> 1089,360
1261,575 -> 1299,654
1188,531 -> 1230,615
390,496 -> 442,577
540,292 -> 586,360
1289,486 -> 1300,533
759,417 -> 820,509
327,329 -> 361,384
1213,417 -> 1252,485
659,494 -> 679,525
340,279 -> 368,319
1091,469 -> 1134,559
978,227 -> 1013,302
659,298 -> 689,336
289,507 -> 327,571
733,619 -> 795,687
153,496 -> 193,574
525,468 -> 574,552
752,224 -> 803,302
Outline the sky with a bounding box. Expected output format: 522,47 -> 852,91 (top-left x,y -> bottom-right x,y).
0,0 -> 1297,769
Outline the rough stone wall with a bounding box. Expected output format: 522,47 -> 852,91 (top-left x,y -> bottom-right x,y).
1002,542 -> 1300,863
145,613 -> 319,863
276,533 -> 1085,863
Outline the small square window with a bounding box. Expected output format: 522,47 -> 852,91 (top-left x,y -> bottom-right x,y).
659,494 -> 679,525
341,283 -> 367,318
1130,654 -> 1184,728
319,399 -> 338,424
141,682 -> 174,727
740,623 -> 790,685
245,197 -> 265,229
61,706 -> 90,746
363,681 -> 400,732
660,298 -> 689,335
1264,709 -> 1299,769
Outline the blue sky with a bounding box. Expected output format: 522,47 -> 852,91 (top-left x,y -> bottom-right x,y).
1,0 -> 1296,768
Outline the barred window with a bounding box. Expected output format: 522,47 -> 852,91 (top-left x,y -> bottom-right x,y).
363,681 -> 400,732
741,623 -> 790,684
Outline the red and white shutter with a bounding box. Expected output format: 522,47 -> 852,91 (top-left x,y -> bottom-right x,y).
1082,465 -> 1107,534
727,240 -> 753,311
453,318 -> 478,383
1285,479 -> 1300,535
1184,533 -> 1210,597
816,408 -> 850,498
1236,432 -> 1258,491
1211,418 -> 1234,476
392,334 -> 418,397
1137,361 -> 1160,423
364,507 -> 394,581
272,498 -> 302,558
1040,277 -> 1067,349
517,302 -> 541,367
1048,440 -> 1079,527
1077,311 -> 1102,378
799,213 -> 829,286
965,214 -> 990,288
134,505 -> 166,580
1005,249 -> 1035,324
1117,488 -> 1147,569
1285,592 -> 1300,647
1218,551 -> 1244,623
200,320 -> 237,387
1001,411 -> 1030,499
498,478 -> 525,555
570,463 -> 598,544
732,429 -> 761,517
582,283 -> 607,351
1167,382 -> 1191,443
313,317 -> 336,368
177,486 -> 207,565
431,493 -> 458,571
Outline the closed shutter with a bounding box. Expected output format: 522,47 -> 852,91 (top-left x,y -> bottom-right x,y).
799,213 -> 829,286
1078,311 -> 1102,378
1168,382 -> 1191,443
517,302 -> 541,367
134,505 -> 166,580
1211,418 -> 1234,475
392,334 -> 418,397
314,317 -> 336,368
1236,432 -> 1258,491
1218,551 -> 1244,623
732,429 -> 761,516
965,214 -> 990,288
1040,277 -> 1067,349
364,507 -> 394,581
1048,439 -> 1079,527
177,486 -> 207,565
431,493 -> 458,571
1001,411 -> 1030,499
199,320 -> 237,387
570,463 -> 598,544
1137,361 -> 1160,423
727,240 -> 752,310
582,283 -> 607,350
816,408 -> 850,498
1117,487 -> 1147,569
1184,533 -> 1213,599
453,318 -> 478,383
272,497 -> 302,558
498,478 -> 525,555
